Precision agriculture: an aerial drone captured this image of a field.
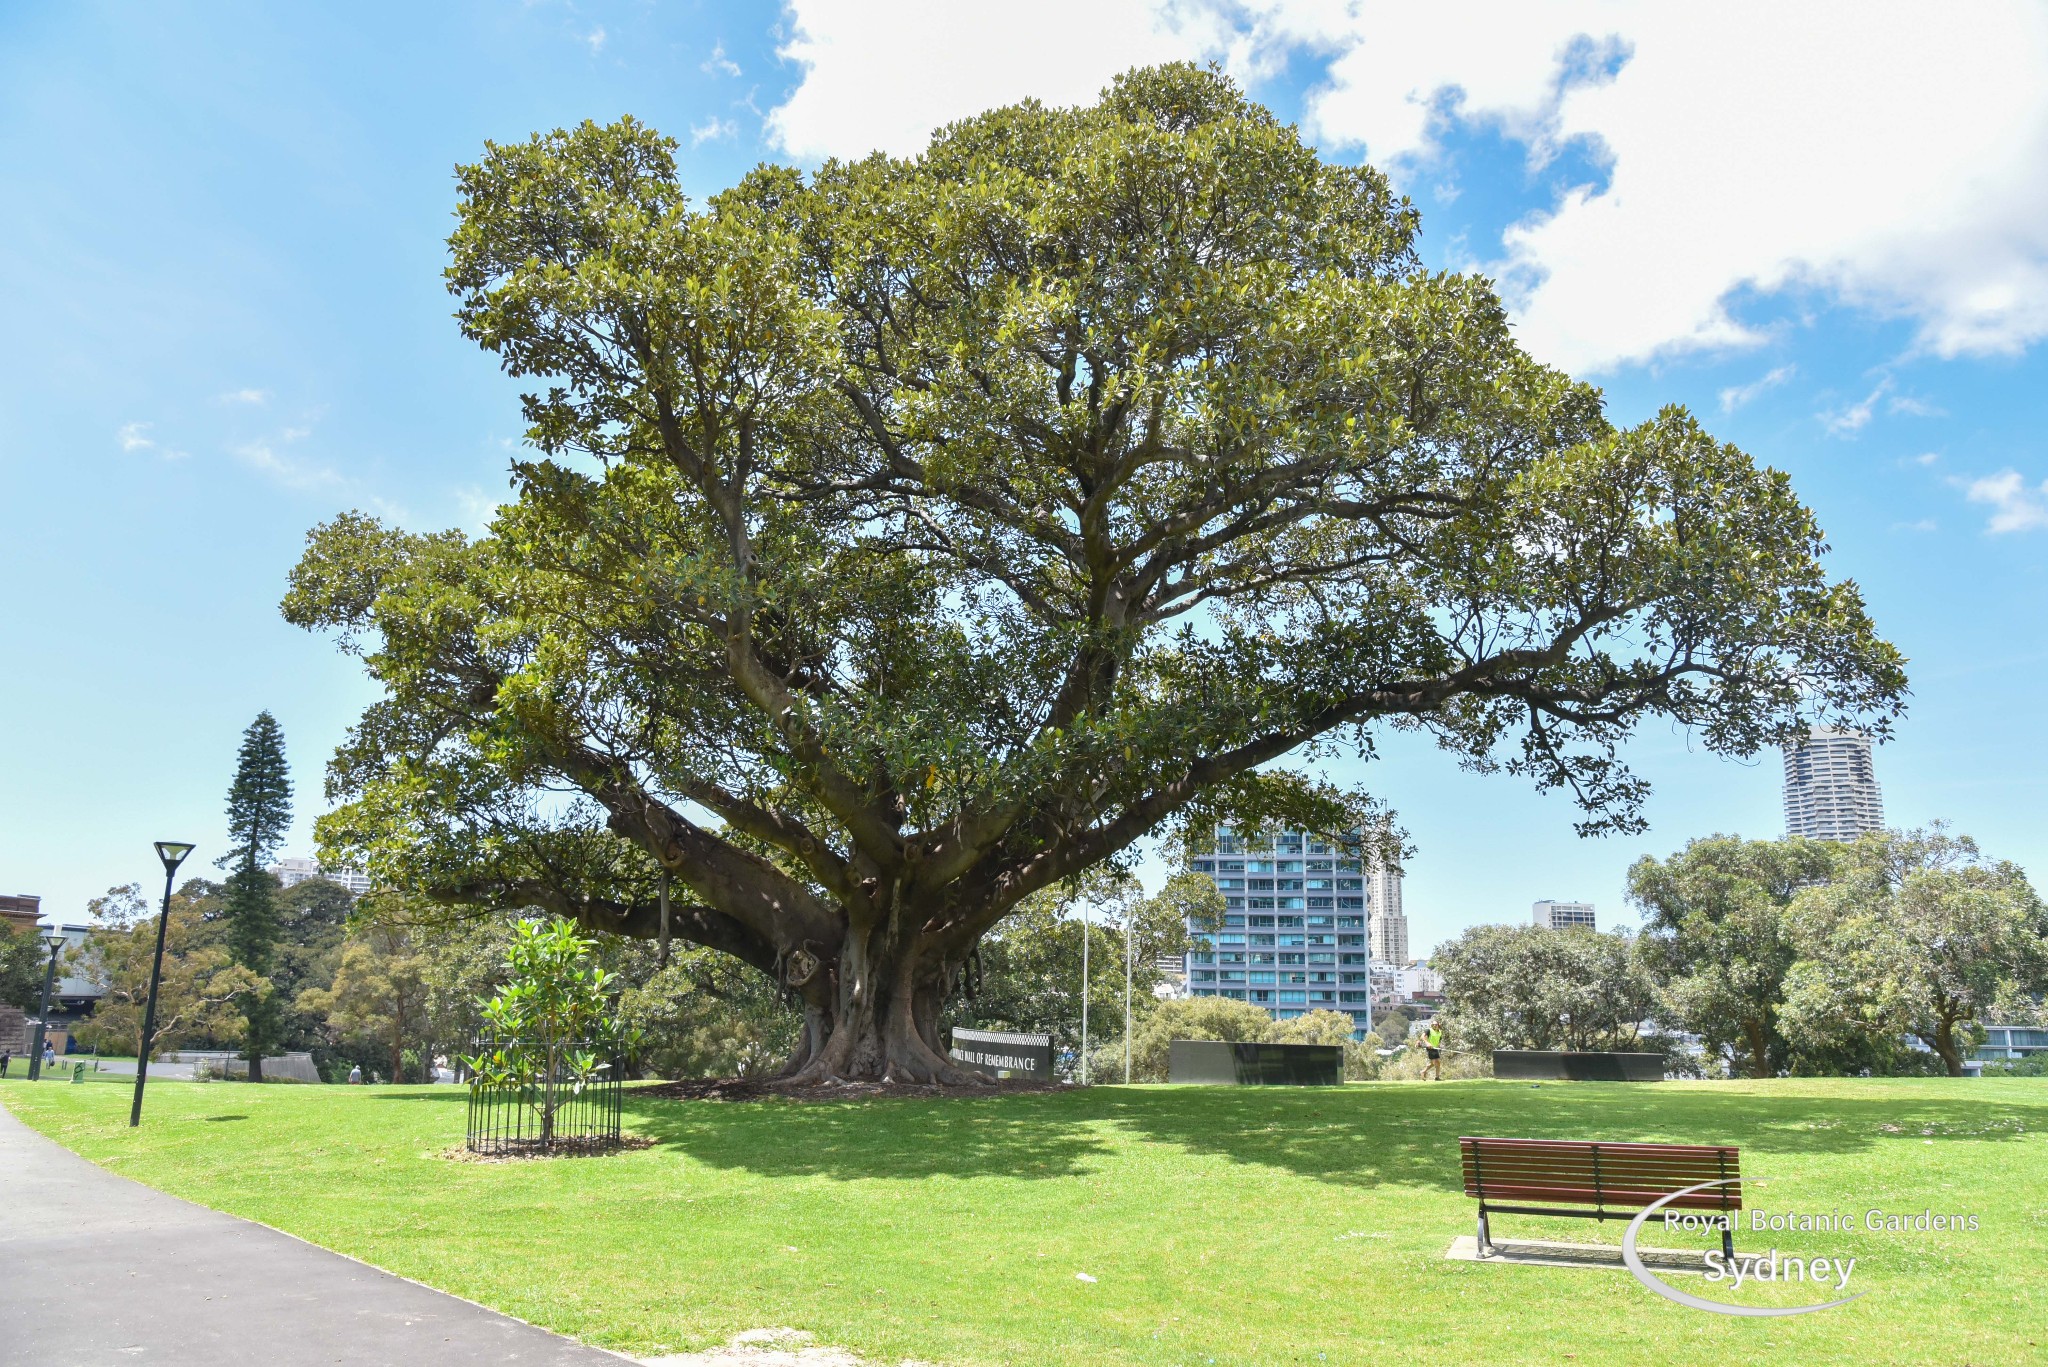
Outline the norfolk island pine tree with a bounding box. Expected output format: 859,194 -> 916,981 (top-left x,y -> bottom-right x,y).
285,65 -> 1906,1086
219,710 -> 291,1081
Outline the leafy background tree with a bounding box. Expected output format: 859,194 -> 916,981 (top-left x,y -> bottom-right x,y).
1781,828 -> 2048,1075
1629,835 -> 1837,1078
217,710 -> 293,1080
615,948 -> 799,1079
297,921 -> 428,1083
0,923 -> 45,1012
1115,998 -> 1383,1083
947,876 -> 1197,1079
285,64 -> 1904,1084
1434,924 -> 1658,1055
272,876 -> 354,1064
71,882 -> 261,1058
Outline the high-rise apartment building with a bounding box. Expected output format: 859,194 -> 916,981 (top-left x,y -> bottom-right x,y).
1783,727 -> 1884,841
1183,826 -> 1373,1037
1366,852 -> 1407,965
1532,899 -> 1596,930
268,857 -> 373,898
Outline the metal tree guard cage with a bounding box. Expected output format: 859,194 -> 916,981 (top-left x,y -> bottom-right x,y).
464,1038 -> 623,1157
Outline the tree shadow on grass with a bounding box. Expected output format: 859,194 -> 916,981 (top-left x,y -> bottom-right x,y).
622,1088 -> 1113,1180
620,1080 -> 2048,1194
1103,1081 -> 2048,1194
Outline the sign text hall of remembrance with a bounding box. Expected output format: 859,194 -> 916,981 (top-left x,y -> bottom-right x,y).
948,1027 -> 1053,1079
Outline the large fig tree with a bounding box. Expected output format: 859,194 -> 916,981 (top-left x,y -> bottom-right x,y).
286,66 -> 1905,1084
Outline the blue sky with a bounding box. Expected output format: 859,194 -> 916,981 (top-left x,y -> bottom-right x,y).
5,3 -> 2047,954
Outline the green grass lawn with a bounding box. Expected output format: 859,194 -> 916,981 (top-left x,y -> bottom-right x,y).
4,1076 -> 2043,1366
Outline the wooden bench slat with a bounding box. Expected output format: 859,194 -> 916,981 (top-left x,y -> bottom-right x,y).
1457,1136 -> 1744,1224
1458,1164 -> 1728,1172
1460,1182 -> 1742,1207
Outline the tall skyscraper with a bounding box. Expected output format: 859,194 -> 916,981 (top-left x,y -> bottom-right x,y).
1532,899 -> 1597,930
1782,727 -> 1884,841
1366,850 -> 1407,965
1183,826 -> 1373,1036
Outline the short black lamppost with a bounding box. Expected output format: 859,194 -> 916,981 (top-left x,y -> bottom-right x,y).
25,930 -> 68,1081
129,840 -> 194,1128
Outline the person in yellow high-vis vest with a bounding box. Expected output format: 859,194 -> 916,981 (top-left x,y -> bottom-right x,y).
1423,1021 -> 1444,1081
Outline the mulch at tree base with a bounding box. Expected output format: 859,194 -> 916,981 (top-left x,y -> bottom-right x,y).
439,1135 -> 657,1163
633,1076 -> 1075,1103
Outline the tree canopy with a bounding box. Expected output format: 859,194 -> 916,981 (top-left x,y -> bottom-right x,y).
1629,834 -> 1838,1078
1434,923 -> 1658,1055
1781,828 -> 2047,1075
218,711 -> 293,1078
286,64 -> 1904,1083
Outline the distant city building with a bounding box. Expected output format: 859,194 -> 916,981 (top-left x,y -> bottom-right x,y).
268,857 -> 373,897
0,893 -> 41,938
37,922 -> 101,1009
1366,848 -> 1407,966
1973,1023 -> 2048,1073
1532,899 -> 1597,931
1184,826 -> 1373,1037
1782,727 -> 1884,841
1395,960 -> 1444,1001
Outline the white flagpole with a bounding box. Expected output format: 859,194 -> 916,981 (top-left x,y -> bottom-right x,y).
1124,911 -> 1133,1084
1080,900 -> 1090,1085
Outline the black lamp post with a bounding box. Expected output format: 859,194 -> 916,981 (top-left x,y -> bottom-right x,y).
129,840 -> 194,1128
25,930 -> 68,1081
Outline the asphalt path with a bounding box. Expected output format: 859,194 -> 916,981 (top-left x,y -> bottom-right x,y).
0,1099 -> 633,1366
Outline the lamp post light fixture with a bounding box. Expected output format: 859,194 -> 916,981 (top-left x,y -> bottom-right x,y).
130,840 -> 194,1128
25,930 -> 68,1081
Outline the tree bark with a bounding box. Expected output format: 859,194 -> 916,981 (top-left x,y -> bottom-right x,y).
1932,1017 -> 1965,1077
1744,1017 -> 1773,1079
773,918 -> 989,1086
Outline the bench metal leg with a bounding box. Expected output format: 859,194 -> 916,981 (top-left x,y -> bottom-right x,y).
1477,1210 -> 1493,1256
1722,1226 -> 1735,1263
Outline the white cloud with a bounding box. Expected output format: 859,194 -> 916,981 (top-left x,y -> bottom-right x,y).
217,388 -> 270,405
1887,393 -> 1945,418
1819,379 -> 1890,437
1717,364 -> 1795,412
1913,451 -> 1942,466
1299,4 -> 2048,372
584,27 -> 606,55
766,0 -> 1228,160
1893,518 -> 1938,533
454,484 -> 501,535
116,421 -> 187,459
1963,469 -> 2048,534
690,117 -> 738,147
702,41 -> 741,78
765,1 -> 2048,373
232,438 -> 342,492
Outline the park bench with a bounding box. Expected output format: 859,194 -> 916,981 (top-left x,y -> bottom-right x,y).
1459,1136 -> 1741,1259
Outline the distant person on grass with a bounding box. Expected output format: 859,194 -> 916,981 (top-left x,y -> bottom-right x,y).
42,1042 -> 56,1074
1424,1022 -> 1444,1081
1,1049 -> 10,1078
348,1063 -> 363,1084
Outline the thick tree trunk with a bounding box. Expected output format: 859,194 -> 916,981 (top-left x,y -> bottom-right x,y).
1933,1018 -> 1965,1077
1744,1017 -> 1773,1079
775,918 -> 990,1086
